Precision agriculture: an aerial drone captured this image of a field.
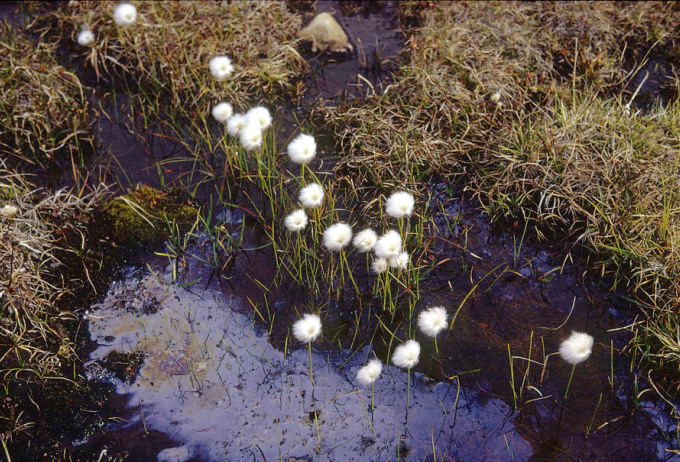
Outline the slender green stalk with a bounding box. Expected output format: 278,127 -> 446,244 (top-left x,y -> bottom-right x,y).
406,368 -> 411,409
371,382 -> 376,412
308,342 -> 315,386
564,364 -> 576,399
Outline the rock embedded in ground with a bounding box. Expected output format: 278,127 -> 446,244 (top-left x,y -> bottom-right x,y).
298,12 -> 352,53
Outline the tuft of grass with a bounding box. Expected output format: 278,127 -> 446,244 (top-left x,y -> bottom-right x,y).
0,158 -> 106,449
0,22 -> 95,168
29,1 -> 307,109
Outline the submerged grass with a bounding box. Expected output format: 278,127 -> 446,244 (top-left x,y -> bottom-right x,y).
323,1 -> 680,399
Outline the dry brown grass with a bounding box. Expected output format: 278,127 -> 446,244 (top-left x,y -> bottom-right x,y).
0,160 -> 102,383
322,1 -> 680,397
0,22 -> 95,168
30,1 -> 307,109
0,158 -> 106,452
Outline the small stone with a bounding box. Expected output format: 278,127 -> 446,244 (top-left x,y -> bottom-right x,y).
298,12 -> 352,53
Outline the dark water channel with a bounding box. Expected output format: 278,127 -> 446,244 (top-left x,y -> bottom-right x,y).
7,1 -> 677,461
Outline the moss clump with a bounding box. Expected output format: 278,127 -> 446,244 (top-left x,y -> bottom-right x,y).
103,185 -> 198,245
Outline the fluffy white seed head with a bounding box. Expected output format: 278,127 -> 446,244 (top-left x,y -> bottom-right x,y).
209,56 -> 234,81
372,258 -> 388,274
353,229 -> 378,253
0,204 -> 18,218
211,102 -> 233,123
385,191 -> 415,219
239,122 -> 263,151
417,306 -> 448,337
356,359 -> 383,386
287,134 -> 316,165
293,313 -> 322,343
284,209 -> 308,232
323,223 -> 352,251
227,113 -> 247,137
559,331 -> 594,365
299,183 -> 324,208
373,230 -> 402,258
245,106 -> 272,131
77,29 -> 95,46
388,251 -> 409,270
392,340 -> 420,369
113,3 -> 137,27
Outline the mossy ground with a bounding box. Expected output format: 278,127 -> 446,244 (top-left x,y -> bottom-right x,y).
102,185 -> 198,245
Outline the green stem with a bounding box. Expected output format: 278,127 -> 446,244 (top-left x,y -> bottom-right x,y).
371,382 -> 375,412
308,341 -> 315,386
564,364 -> 576,399
434,336 -> 439,354
406,369 -> 411,409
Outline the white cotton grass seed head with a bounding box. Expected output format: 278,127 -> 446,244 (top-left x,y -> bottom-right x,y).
353,229 -> 378,253
284,209 -> 308,232
239,123 -> 263,151
392,340 -> 420,369
373,230 -> 402,258
287,134 -> 317,165
559,331 -> 594,365
245,106 -> 272,131
209,56 -> 234,81
323,223 -> 352,251
211,102 -> 233,123
113,3 -> 137,27
389,251 -> 409,270
227,113 -> 247,137
293,313 -> 322,343
417,306 -> 448,337
77,29 -> 95,46
385,191 -> 415,218
356,359 -> 383,386
0,204 -> 18,218
372,258 -> 388,274
299,183 -> 324,208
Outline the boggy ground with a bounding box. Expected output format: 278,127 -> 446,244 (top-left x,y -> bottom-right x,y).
0,1 -> 679,461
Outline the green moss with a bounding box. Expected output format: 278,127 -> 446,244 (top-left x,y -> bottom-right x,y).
103,185 -> 198,245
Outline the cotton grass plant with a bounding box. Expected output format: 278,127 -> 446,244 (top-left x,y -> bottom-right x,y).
293,314 -> 322,385
77,28 -> 95,46
211,102 -> 233,123
417,306 -> 448,353
209,56 -> 234,81
392,340 -> 421,408
559,331 -> 594,398
356,359 -> 383,412
113,3 -> 137,27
